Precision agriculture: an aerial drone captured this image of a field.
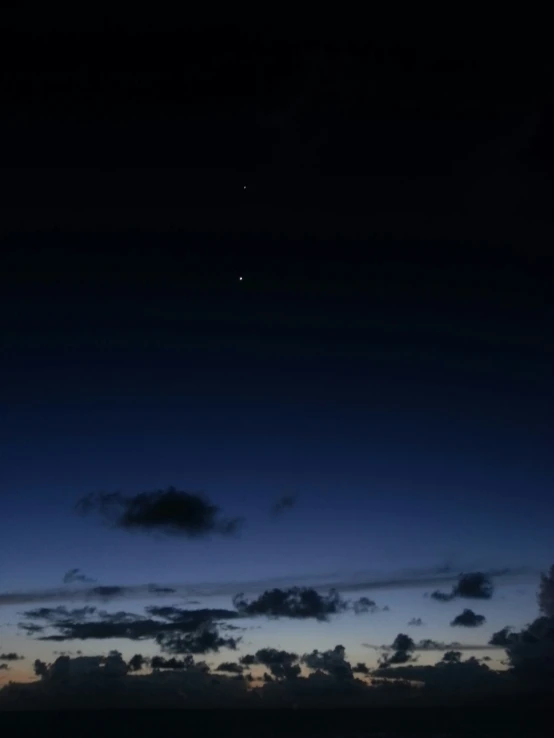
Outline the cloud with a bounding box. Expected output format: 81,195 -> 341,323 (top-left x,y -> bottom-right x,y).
450,609 -> 486,628
0,665 -> 8,670
0,653 -> 23,661
270,495 -> 297,516
1,564 -> 530,607
215,662 -> 243,674
351,596 -> 387,614
377,633 -> 417,667
302,645 -> 353,680
21,604 -> 242,655
489,627 -> 516,647
76,486 -> 243,538
408,617 -> 424,626
352,662 -> 370,674
442,650 -> 462,663
538,564 -> 554,618
232,587 -> 349,621
430,572 -> 495,602
62,568 -> 96,584
147,585 -> 177,594
151,655 -> 196,670
127,654 -> 147,672
254,648 -> 301,680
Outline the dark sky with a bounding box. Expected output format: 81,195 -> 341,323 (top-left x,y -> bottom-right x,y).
0,25 -> 553,704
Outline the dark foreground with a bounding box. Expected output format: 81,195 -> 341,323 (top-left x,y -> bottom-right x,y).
1,697 -> 552,738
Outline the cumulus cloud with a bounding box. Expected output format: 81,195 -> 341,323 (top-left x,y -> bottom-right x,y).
76,486 -> 244,538
442,650 -> 462,663
270,495 -> 297,516
151,655 -> 196,670
352,662 -> 370,674
233,587 -> 349,621
489,627 -> 516,647
407,617 -> 424,626
378,633 -> 417,667
0,652 -> 23,661
62,568 -> 96,584
0,664 -> 8,670
215,661 -> 243,674
127,654 -> 147,672
431,572 -> 494,602
450,609 -> 486,628
20,604 -> 241,656
302,645 -> 353,680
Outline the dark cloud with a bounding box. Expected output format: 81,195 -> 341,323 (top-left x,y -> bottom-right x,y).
151,655 -> 195,670
155,624 -> 240,655
239,654 -> 256,666
20,606 -> 97,622
503,616 -> 554,682
270,495 -> 297,516
23,604 -> 241,655
0,664 -> 8,670
0,653 -> 23,661
147,585 -> 176,594
442,650 -> 462,663
352,662 -> 370,674
450,609 -> 486,628
233,587 -> 349,621
215,662 -> 243,674
351,596 -> 386,614
372,659 -> 515,696
62,568 -> 96,584
538,564 -> 554,618
90,586 -> 127,600
489,627 -> 516,647
0,564 -> 530,607
76,486 -> 243,538
302,645 -> 353,680
254,648 -> 301,680
378,633 -> 417,667
408,617 -> 425,626
430,572 -> 494,603
454,572 -> 494,599
127,654 -> 146,672
430,590 -> 454,602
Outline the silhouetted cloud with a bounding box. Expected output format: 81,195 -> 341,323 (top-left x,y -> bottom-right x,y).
233,587 -> 349,621
442,650 -> 462,663
127,654 -> 146,672
450,609 -> 486,628
215,662 -> 243,674
430,572 -> 494,603
239,654 -> 256,666
352,662 -> 370,674
302,645 -> 353,680
62,568 -> 96,584
378,633 -> 417,667
147,585 -> 176,594
351,596 -> 387,614
0,665 -> 8,670
22,604 -> 242,655
270,495 -> 297,516
76,486 -> 243,538
538,564 -> 554,618
0,653 -> 23,661
489,627 -> 516,647
151,655 -> 196,670
408,617 -> 424,626
255,648 -> 301,680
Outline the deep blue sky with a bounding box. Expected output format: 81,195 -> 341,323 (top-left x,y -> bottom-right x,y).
0,30 -> 552,694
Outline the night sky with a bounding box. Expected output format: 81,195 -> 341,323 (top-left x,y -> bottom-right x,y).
0,23 -> 553,708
